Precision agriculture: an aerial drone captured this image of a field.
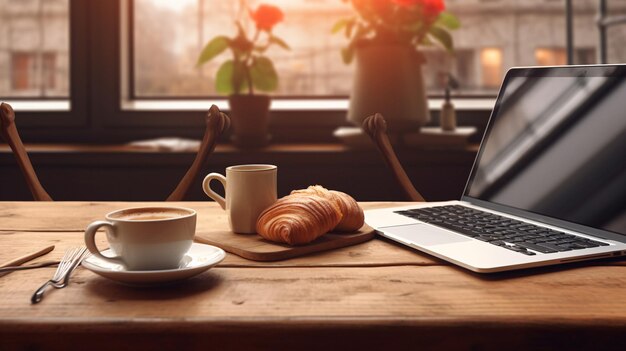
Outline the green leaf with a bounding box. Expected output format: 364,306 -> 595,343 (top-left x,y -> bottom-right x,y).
269,35 -> 290,50
341,46 -> 354,64
196,36 -> 230,67
331,18 -> 350,34
429,26 -> 454,54
250,56 -> 278,92
215,60 -> 234,95
420,35 -> 434,46
216,60 -> 246,94
340,24 -> 369,64
436,12 -> 461,30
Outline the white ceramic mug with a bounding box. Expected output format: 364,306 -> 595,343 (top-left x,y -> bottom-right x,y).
203,164 -> 277,234
84,206 -> 197,271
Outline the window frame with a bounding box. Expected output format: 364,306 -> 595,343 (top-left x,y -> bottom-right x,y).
125,0 -> 504,102
16,0 -> 594,143
5,0 -> 89,130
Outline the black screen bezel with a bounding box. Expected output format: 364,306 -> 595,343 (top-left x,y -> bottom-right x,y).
461,64 -> 626,243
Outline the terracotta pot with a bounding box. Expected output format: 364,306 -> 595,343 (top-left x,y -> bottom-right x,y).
347,44 -> 430,133
227,95 -> 271,148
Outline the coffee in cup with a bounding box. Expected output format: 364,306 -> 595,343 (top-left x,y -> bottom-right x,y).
84,206 -> 196,270
114,209 -> 190,221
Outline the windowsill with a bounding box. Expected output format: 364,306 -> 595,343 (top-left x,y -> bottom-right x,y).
121,98 -> 496,112
0,141 -> 480,154
3,98 -> 496,113
3,100 -> 70,112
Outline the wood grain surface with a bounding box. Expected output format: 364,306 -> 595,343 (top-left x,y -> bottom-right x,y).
195,226 -> 375,262
0,201 -> 625,351
0,201 -> 405,231
0,231 -> 440,268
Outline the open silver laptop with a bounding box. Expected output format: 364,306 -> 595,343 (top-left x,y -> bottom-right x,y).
366,64 -> 626,273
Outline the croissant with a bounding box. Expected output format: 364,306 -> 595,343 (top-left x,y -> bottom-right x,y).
256,194 -> 342,245
291,185 -> 364,232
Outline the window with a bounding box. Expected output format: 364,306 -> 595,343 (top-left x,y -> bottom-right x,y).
11,53 -> 33,91
10,52 -> 59,92
130,0 -> 626,100
535,48 -> 567,66
422,49 -> 476,93
0,1 -> 625,141
132,0 -> 354,98
43,52 -> 57,90
0,0 -> 69,98
535,47 -> 598,67
575,48 -> 596,65
480,48 -> 503,89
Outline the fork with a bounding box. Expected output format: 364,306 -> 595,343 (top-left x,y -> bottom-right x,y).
31,247 -> 89,304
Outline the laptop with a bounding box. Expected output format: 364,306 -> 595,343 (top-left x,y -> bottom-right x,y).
365,64 -> 626,273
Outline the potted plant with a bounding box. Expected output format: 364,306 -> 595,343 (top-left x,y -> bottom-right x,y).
197,3 -> 289,148
333,0 -> 459,133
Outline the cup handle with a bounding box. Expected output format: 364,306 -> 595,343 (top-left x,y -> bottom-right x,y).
202,173 -> 227,210
84,221 -> 126,268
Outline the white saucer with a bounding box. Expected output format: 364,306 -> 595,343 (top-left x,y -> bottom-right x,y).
81,243 -> 225,286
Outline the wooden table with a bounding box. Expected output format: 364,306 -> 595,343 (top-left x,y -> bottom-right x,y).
1,202 -> 625,351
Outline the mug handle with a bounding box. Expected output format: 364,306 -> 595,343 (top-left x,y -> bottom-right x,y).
84,221 -> 126,268
202,173 -> 227,210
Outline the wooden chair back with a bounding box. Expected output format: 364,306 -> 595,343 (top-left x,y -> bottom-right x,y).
362,113 -> 426,202
0,103 -> 53,201
0,103 -> 230,201
166,105 -> 230,201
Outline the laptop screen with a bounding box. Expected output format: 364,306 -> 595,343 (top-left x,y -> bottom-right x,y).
464,65 -> 626,236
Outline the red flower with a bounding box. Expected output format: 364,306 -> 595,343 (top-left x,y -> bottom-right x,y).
249,4 -> 284,31
421,0 -> 445,16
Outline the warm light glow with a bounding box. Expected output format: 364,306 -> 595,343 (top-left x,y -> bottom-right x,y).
535,48 -> 567,66
481,48 -> 501,66
480,48 -> 503,88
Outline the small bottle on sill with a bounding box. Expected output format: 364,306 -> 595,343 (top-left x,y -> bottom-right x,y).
440,74 -> 458,132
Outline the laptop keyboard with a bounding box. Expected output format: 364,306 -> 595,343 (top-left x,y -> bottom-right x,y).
394,205 -> 609,256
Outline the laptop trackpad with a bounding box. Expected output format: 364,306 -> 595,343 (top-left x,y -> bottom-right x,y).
381,224 -> 473,246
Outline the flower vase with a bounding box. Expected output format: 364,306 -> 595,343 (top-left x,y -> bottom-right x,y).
227,95 -> 271,148
347,44 -> 430,134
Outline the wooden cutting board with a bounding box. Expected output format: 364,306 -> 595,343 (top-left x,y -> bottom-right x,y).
195,225 -> 376,262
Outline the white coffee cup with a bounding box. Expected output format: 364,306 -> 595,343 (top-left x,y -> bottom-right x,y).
203,164 -> 277,234
84,206 -> 197,271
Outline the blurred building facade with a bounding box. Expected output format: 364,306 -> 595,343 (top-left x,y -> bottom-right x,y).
0,0 -> 69,97
1,0 -> 625,98
136,0 -> 626,96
